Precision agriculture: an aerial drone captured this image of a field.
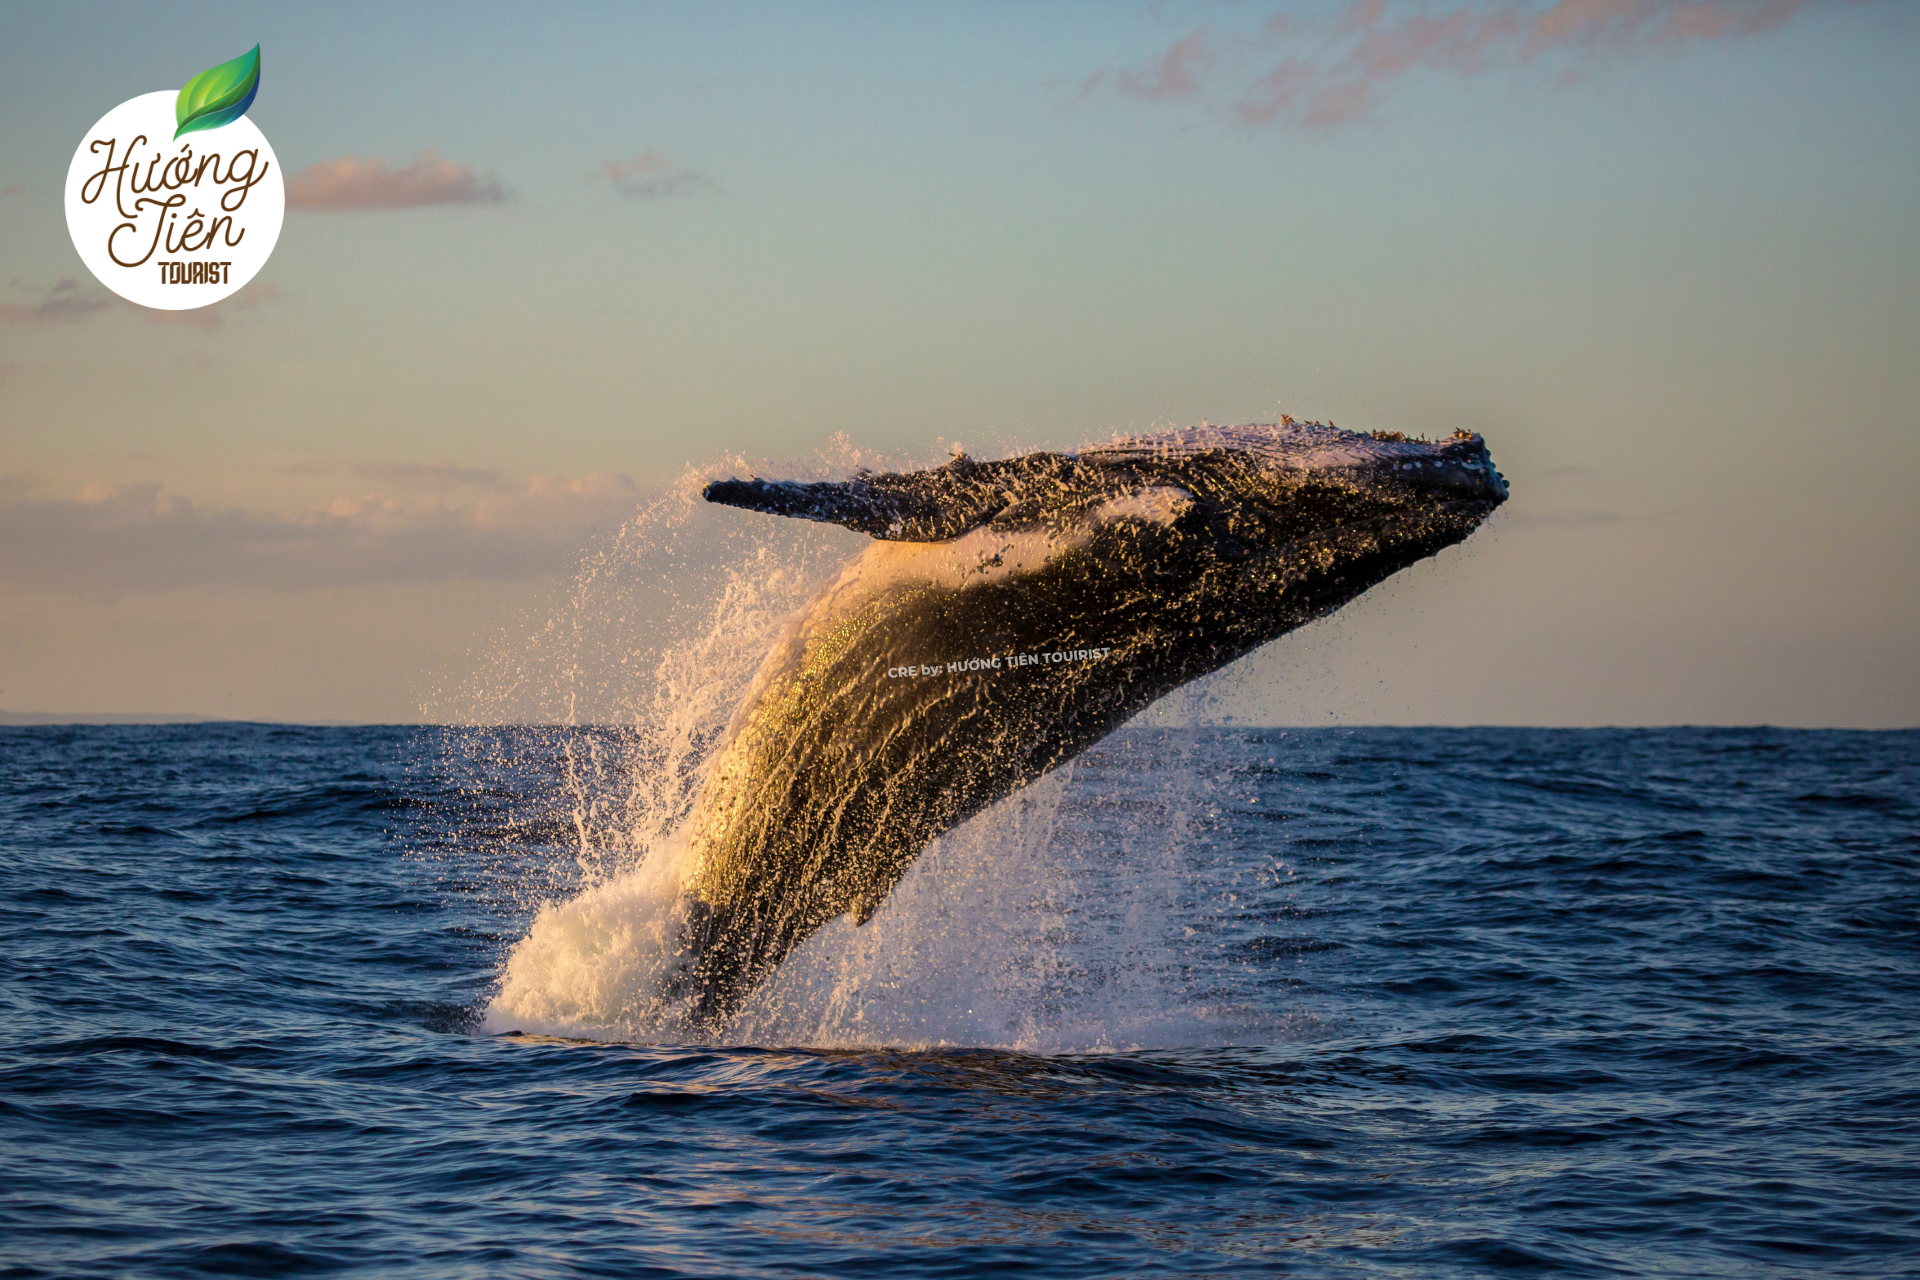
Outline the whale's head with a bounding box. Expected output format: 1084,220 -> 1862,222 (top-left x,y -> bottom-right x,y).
704,419 -> 1506,585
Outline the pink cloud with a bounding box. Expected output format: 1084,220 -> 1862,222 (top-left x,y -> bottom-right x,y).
0,470 -> 643,594
1099,0 -> 1860,130
606,151 -> 669,182
285,151 -> 507,211
1117,29 -> 1213,99
1532,0 -> 1821,44
354,462 -> 506,491
602,151 -> 710,200
0,278 -> 117,324
1,184 -> 23,198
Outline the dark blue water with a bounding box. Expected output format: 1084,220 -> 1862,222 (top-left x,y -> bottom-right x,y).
2,724 -> 1916,1277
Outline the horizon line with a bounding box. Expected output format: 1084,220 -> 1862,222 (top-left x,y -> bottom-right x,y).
3,713 -> 1915,732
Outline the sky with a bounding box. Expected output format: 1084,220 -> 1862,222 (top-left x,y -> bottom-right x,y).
1,0 -> 1916,725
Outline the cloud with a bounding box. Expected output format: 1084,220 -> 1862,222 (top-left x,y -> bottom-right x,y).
1,184 -> 23,198
285,151 -> 507,211
354,462 -> 506,491
0,278 -> 282,329
140,281 -> 285,331
0,278 -> 117,324
602,151 -> 710,199
0,471 -> 642,595
1531,0 -> 1824,43
1116,29 -> 1214,99
1095,0 -> 1857,130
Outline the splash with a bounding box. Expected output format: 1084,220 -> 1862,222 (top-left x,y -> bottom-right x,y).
424,458 -> 862,893
435,445 -> 1311,1050
478,724 -> 1288,1051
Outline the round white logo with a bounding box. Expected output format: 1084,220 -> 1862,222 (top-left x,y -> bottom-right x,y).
64,90 -> 284,310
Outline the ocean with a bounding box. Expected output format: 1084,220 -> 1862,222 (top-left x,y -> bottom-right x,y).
2,722 -> 1916,1277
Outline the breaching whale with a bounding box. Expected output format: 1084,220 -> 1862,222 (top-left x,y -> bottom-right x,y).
675,419 -> 1508,1027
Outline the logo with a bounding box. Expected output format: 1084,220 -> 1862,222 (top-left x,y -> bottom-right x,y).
64,46 -> 284,311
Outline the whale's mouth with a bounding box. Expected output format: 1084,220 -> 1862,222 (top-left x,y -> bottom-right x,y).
1291,429 -> 1509,551
1364,430 -> 1510,505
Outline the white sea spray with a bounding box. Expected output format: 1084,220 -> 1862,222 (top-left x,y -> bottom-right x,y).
434,442 -> 1298,1050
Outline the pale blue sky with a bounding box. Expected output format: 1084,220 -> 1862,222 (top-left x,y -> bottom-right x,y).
2,1 -> 1916,723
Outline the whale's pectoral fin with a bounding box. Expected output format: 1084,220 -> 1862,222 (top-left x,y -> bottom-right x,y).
703,452 -> 1078,542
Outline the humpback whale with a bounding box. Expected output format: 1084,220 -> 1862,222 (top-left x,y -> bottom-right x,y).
676,419 -> 1507,1027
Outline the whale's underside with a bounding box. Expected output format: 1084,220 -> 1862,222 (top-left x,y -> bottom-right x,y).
674,421 -> 1509,1028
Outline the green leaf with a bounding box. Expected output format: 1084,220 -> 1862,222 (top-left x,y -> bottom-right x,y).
175,45 -> 261,139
